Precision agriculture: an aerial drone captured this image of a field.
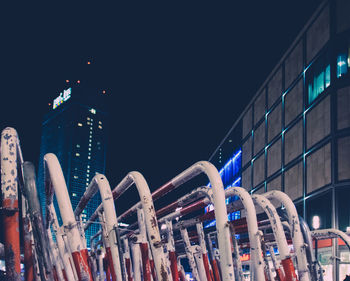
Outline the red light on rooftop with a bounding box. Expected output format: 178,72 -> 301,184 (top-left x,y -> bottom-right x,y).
87,61 -> 91,65
66,79 -> 69,83
48,103 -> 51,106
77,80 -> 80,84
102,90 -> 106,94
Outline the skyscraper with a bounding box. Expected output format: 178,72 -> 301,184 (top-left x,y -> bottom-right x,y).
37,85 -> 108,246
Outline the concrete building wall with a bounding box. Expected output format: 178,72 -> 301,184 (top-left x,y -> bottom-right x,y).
285,40 -> 303,88
306,4 -> 330,63
268,67 -> 282,109
306,95 -> 331,149
338,136 -> 350,181
307,142 -> 331,194
285,161 -> 303,201
242,106 -> 252,138
336,0 -> 350,33
285,120 -> 303,164
267,175 -> 282,192
268,102 -> 282,142
267,138 -> 281,177
253,154 -> 265,188
337,86 -> 350,130
254,91 -> 266,124
242,136 -> 252,166
285,79 -> 303,126
254,122 -> 265,155
242,165 -> 251,190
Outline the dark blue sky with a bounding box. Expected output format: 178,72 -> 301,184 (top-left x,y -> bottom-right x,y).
1,1 -> 321,199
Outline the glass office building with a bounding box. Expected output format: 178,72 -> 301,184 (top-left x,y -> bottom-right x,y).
37,86 -> 108,247
209,1 -> 350,280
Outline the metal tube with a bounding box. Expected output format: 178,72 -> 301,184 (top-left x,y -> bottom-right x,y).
196,223 -> 212,281
264,191 -> 310,281
22,196 -> 35,281
138,209 -> 152,281
224,186 -> 265,281
44,153 -> 93,281
1,127 -> 21,280
180,228 -> 200,281
48,204 -> 77,281
123,238 -> 134,281
131,240 -> 142,281
87,172 -> 171,281
75,174 -> 123,281
252,194 -> 297,281
22,161 -> 54,280
166,220 -> 179,281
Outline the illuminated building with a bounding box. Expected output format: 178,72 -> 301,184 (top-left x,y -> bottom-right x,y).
37,86 -> 108,247
209,1 -> 350,280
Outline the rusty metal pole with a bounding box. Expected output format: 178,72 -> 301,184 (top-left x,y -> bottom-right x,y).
165,220 -> 179,281
22,196 -> 35,281
85,172 -> 171,281
123,237 -> 134,281
74,174 -> 123,281
252,194 -> 297,281
44,153 -> 93,281
22,161 -> 55,280
264,191 -> 310,281
196,223 -> 213,281
1,127 -> 21,281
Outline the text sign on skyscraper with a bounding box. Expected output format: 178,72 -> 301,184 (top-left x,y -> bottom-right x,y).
53,88 -> 71,109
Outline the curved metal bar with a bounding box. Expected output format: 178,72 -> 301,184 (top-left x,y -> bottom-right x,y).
252,194 -> 298,281
75,174 -> 123,281
47,204 -> 77,281
1,127 -> 21,280
86,171 -> 170,281
264,190 -> 310,281
180,228 -> 200,281
312,228 -> 350,250
224,186 -> 265,281
44,153 -> 93,281
22,161 -> 54,280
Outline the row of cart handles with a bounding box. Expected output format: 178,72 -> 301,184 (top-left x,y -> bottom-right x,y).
1,127 -> 350,281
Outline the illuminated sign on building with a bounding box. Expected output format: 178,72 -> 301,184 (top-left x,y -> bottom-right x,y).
53,88 -> 71,109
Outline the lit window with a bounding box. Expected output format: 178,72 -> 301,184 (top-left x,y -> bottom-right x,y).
87,122 -> 90,125
88,156 -> 91,159
337,53 -> 348,78
74,176 -> 78,179
90,108 -> 96,114
76,144 -> 80,148
99,121 -> 102,124
89,148 -> 91,151
72,193 -> 77,197
89,143 -> 91,146
87,169 -> 90,173
78,123 -> 83,127
75,153 -> 80,157
306,51 -> 331,104
87,165 -> 90,168
90,127 -> 92,130
98,125 -> 102,129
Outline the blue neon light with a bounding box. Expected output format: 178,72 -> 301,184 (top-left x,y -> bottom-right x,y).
205,149 -> 242,228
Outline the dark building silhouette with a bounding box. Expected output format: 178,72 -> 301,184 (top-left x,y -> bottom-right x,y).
37,85 -> 108,247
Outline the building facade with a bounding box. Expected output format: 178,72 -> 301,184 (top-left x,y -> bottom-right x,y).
209,1 -> 350,280
37,86 -> 108,247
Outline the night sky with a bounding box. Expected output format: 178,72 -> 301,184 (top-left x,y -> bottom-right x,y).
1,2 -> 322,206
